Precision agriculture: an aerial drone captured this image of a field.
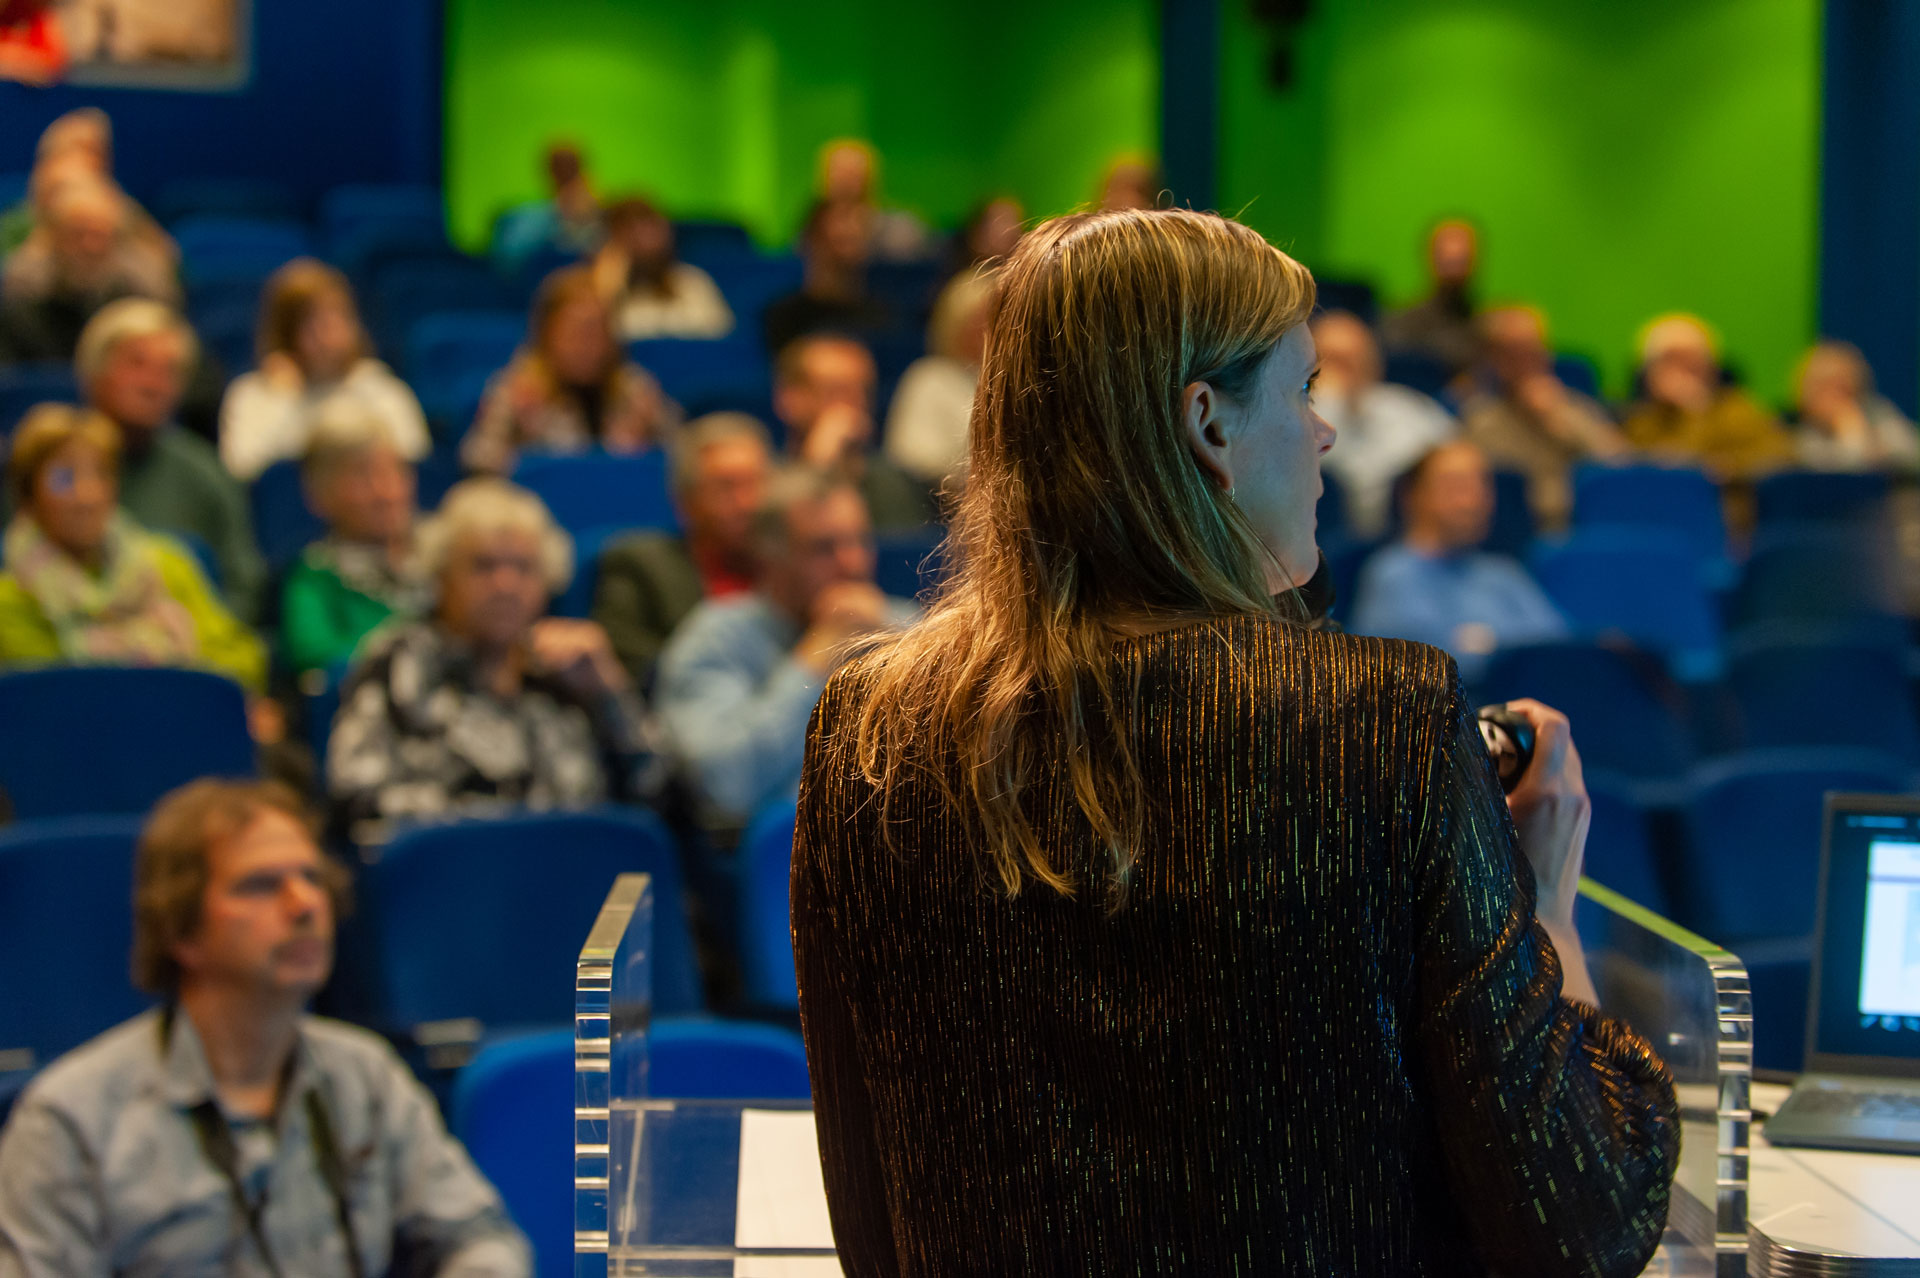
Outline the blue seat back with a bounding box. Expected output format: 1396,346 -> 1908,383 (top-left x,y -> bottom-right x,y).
320,184 -> 444,252
1552,353 -> 1601,400
1485,468 -> 1536,559
154,178 -> 301,226
872,527 -> 947,604
702,255 -> 804,339
1728,634 -> 1920,759
366,809 -> 703,1031
367,257 -> 518,362
1582,781 -> 1668,915
250,458 -> 326,575
1754,469 -> 1891,528
0,363 -> 79,436
1676,749 -> 1914,943
511,450 -> 677,535
1733,526 -> 1901,629
1530,530 -> 1721,672
1571,464 -> 1727,563
550,524 -> 642,620
672,220 -> 755,267
404,310 -> 525,387
0,817 -> 151,1071
172,216 -> 313,282
627,336 -> 773,421
1312,279 -> 1377,326
0,668 -> 255,821
740,797 -> 800,1008
1381,350 -> 1451,398
451,1017 -> 811,1278
1473,642 -> 1694,781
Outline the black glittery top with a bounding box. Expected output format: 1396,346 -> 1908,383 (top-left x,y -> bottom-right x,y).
793,617 -> 1680,1277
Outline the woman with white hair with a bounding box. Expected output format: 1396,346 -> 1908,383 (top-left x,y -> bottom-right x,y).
325,478 -> 662,841
881,266 -> 994,488
279,404 -> 429,677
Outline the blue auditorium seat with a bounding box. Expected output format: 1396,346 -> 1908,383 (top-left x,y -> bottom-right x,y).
452,1019 -> 810,1278
1726,629 -> 1920,759
1731,525 -> 1902,631
194,296 -> 262,376
1312,278 -> 1377,325
0,363 -> 79,436
1530,529 -> 1722,679
330,220 -> 456,292
512,449 -> 677,535
1754,469 -> 1892,528
0,668 -> 255,821
627,335 -> 774,421
1315,470 -> 1349,547
1583,780 -> 1668,916
0,817 -> 151,1087
702,255 -> 804,340
153,177 -> 302,226
672,219 -> 756,267
1485,469 -> 1536,559
1381,350 -> 1451,398
319,183 -> 444,250
873,526 -> 948,603
550,524 -> 641,619
363,809 -> 704,1036
1571,464 -> 1727,567
740,797 -> 799,1009
405,310 -> 525,387
867,260 -> 944,332
1674,748 -> 1913,945
1552,353 -> 1601,400
1473,642 -> 1695,786
250,458 -> 325,574
367,256 -> 518,363
172,215 -> 313,282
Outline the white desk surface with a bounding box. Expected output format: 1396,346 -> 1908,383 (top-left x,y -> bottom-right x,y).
1749,1081 -> 1920,1260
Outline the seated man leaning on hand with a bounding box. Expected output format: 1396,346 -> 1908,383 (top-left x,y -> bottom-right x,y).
0,779 -> 530,1277
656,466 -> 916,835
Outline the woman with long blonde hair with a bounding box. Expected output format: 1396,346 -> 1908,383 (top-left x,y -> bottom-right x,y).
793,209 -> 1678,1276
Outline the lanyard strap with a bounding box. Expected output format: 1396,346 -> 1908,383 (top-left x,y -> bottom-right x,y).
182,1082 -> 366,1278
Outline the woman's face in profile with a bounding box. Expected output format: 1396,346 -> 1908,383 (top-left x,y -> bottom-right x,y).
1220,324 -> 1334,590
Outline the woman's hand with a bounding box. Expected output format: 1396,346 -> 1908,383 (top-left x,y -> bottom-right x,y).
529,618 -> 630,699
1498,697 -> 1590,930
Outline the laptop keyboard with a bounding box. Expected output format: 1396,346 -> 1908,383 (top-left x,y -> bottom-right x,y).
1781,1088 -> 1920,1124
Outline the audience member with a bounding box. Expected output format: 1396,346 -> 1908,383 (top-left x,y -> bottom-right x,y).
327,479 -> 662,840
491,140 -> 603,273
0,404 -> 264,690
1309,309 -> 1456,539
949,195 -> 1024,274
815,137 -> 933,262
1097,154 -> 1160,211
774,333 -> 936,529
279,407 -> 428,679
0,779 -> 532,1275
1620,313 -> 1794,481
0,109 -> 169,261
0,0 -> 67,87
1380,218 -> 1480,377
656,468 -> 914,831
76,299 -> 266,620
217,258 -> 429,482
461,266 -> 679,474
1791,339 -> 1920,473
883,266 -> 994,489
0,175 -> 179,362
1460,304 -> 1627,529
591,196 -> 734,341
593,412 -> 773,686
762,199 -> 890,355
1351,440 -> 1568,683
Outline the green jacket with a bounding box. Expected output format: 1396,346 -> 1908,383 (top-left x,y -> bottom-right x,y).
279,550 -> 407,677
591,531 -> 705,686
0,535 -> 268,692
117,427 -> 267,623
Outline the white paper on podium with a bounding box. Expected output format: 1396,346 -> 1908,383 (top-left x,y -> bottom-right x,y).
733,1108 -> 840,1276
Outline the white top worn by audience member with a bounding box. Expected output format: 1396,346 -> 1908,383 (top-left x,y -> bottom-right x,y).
220,358 -> 430,482
612,263 -> 734,341
883,355 -> 975,486
1317,384 -> 1456,538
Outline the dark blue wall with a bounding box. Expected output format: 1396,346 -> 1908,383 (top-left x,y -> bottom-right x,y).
0,0 -> 441,211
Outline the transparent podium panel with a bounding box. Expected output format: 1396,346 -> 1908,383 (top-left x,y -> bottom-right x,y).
575,874 -> 841,1277
1576,879 -> 1753,1278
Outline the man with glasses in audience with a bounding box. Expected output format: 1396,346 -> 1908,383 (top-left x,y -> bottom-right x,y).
0,779 -> 530,1276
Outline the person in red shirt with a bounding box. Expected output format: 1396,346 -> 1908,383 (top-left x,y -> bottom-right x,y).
0,0 -> 67,85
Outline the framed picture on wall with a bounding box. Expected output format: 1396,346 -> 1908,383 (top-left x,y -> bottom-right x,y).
50,0 -> 251,90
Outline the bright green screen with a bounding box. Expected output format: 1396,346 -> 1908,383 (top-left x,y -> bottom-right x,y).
443,0 -> 1157,251
1220,0 -> 1822,402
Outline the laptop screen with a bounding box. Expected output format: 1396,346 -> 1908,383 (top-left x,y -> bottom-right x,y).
1810,793 -> 1920,1072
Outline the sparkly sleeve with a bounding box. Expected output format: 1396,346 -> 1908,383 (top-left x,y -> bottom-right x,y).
791,681 -> 901,1278
1412,678 -> 1680,1278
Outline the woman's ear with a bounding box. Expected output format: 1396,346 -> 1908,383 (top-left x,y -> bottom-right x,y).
1183,380 -> 1233,493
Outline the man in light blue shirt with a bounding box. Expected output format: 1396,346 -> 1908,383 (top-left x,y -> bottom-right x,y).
1351,439 -> 1567,683
0,780 -> 529,1277
657,468 -> 916,833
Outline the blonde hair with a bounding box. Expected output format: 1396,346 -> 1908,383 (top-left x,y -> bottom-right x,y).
669,412 -> 771,501
1637,312 -> 1720,365
256,257 -> 369,368
7,404 -> 120,508
927,266 -> 997,361
74,297 -> 197,388
301,401 -> 404,488
415,477 -> 573,595
851,208 -> 1316,902
132,779 -> 345,996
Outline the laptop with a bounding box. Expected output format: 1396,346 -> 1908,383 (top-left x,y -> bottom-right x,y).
1764,792 -> 1920,1155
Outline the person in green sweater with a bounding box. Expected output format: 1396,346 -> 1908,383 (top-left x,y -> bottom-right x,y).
279,405 -> 428,678
75,297 -> 267,620
0,404 -> 265,692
